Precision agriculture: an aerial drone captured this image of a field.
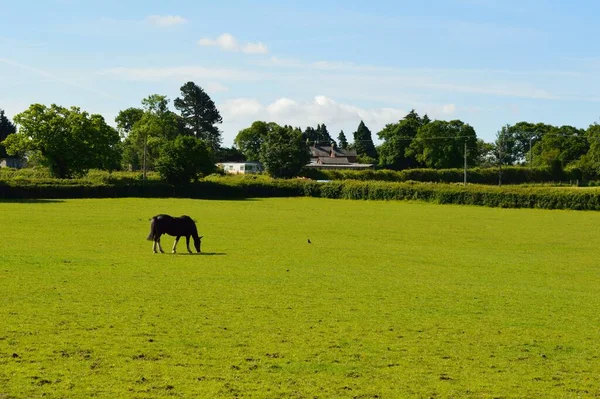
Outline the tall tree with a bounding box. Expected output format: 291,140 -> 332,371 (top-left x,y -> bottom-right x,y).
303,126 -> 319,146
408,119 -> 477,169
156,135 -> 215,184
115,107 -> 144,136
0,109 -> 17,158
120,95 -> 182,173
377,109 -> 427,170
493,124 -> 519,166
317,123 -> 333,146
174,81 -> 223,152
234,121 -> 274,161
353,121 -> 378,161
337,130 -> 348,149
508,122 -> 553,164
474,139 -> 495,168
260,124 -> 310,178
3,104 -> 120,177
531,125 -> 588,168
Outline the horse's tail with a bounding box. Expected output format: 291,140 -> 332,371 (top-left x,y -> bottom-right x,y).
147,217 -> 157,241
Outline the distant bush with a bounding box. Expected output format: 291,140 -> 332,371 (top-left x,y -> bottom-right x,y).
300,166 -> 578,185
2,174 -> 600,211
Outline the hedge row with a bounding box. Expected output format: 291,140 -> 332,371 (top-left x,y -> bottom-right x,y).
300,166 -> 580,185
2,178 -> 600,211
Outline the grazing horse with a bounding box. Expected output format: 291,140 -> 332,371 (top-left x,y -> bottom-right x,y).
147,214 -> 203,254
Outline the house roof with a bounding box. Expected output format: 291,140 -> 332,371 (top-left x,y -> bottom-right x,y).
316,157 -> 351,165
310,146 -> 357,158
305,163 -> 373,169
217,162 -> 262,166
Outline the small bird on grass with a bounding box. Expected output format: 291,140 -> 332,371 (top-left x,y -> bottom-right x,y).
307,238 -> 311,244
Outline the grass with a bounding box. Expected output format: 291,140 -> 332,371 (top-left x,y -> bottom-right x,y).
1,197 -> 600,398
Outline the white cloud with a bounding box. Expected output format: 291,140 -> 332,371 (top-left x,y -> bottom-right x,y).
242,42 -> 269,54
198,33 -> 268,54
441,104 -> 457,115
220,95 -> 407,132
146,15 -> 188,27
217,95 -> 464,145
220,98 -> 264,117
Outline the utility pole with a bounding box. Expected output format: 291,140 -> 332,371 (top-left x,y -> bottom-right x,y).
529,135 -> 533,169
463,140 -> 467,186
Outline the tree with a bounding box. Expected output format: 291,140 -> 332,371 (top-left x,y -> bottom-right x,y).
234,121 -> 273,161
155,135 -> 215,184
216,146 -> 245,162
573,123 -> 600,179
337,130 -> 348,149
353,121 -> 378,161
408,119 -> 477,169
474,139 -> 495,167
174,81 -> 223,152
303,124 -> 333,146
3,104 -> 120,178
317,123 -> 333,146
260,124 -> 310,178
493,125 -> 519,166
377,110 -> 427,170
508,122 -> 553,165
120,95 -> 182,173
0,109 -> 17,158
115,107 -> 144,136
89,114 -> 121,171
531,125 -> 588,168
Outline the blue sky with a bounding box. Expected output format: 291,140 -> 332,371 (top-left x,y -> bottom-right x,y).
2,0 -> 600,146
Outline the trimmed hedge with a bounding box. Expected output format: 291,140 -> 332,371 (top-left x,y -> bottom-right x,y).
300,166 -> 579,185
2,177 -> 600,211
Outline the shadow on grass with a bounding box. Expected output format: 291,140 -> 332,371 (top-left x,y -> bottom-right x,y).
167,252 -> 227,256
0,199 -> 65,204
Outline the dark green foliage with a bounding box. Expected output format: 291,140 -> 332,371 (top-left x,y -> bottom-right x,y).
216,146 -> 245,162
3,104 -> 121,178
300,166 -> 574,185
353,121 -> 378,160
303,124 -> 333,146
260,125 -> 310,178
234,121 -> 273,161
508,122 -> 553,164
3,175 -> 600,211
532,125 -> 588,168
377,110 -> 427,170
408,119 -> 477,169
174,81 -> 223,152
155,135 -> 215,184
337,130 -> 348,149
115,107 -> 144,136
0,109 -> 17,158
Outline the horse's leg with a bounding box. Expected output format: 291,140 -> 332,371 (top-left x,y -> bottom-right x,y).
186,236 -> 192,254
157,237 -> 165,253
153,240 -> 158,253
172,236 -> 180,254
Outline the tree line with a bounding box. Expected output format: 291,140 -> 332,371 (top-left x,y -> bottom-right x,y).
2,84 -> 600,182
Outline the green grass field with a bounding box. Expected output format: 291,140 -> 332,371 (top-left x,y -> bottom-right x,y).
1,197 -> 600,398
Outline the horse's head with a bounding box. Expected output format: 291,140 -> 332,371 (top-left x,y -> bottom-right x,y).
194,236 -> 203,253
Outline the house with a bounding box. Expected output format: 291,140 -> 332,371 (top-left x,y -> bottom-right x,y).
218,161 -> 263,174
305,145 -> 373,170
0,157 -> 26,169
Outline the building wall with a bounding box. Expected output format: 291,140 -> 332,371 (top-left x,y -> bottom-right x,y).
0,158 -> 26,169
219,163 -> 263,174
